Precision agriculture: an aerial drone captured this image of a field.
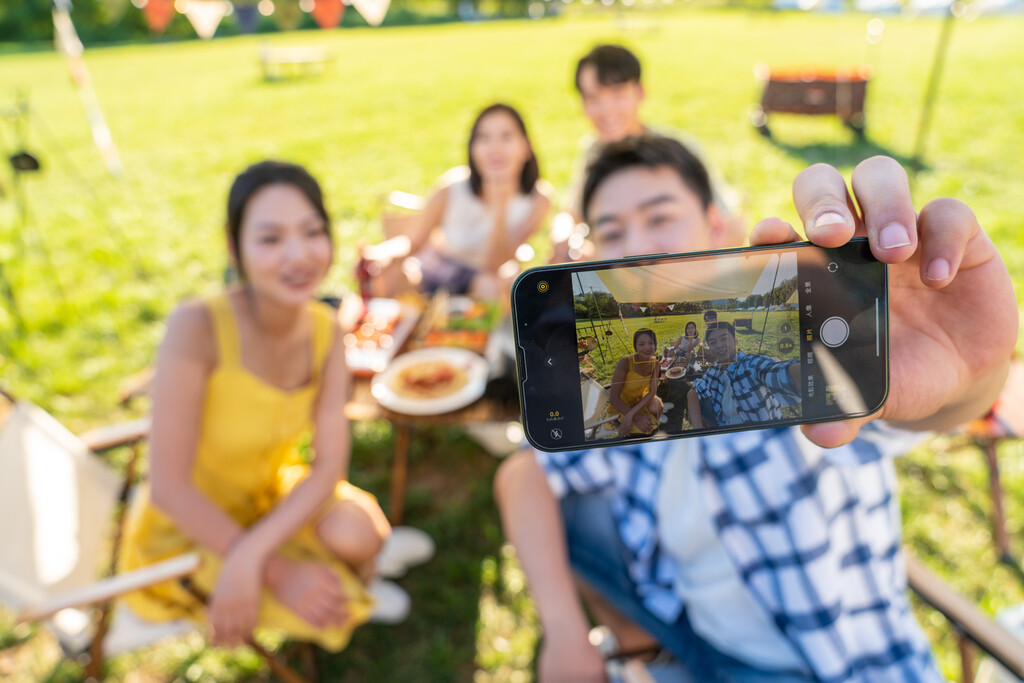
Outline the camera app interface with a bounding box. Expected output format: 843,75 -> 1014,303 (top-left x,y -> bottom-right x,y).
574,251 -> 805,442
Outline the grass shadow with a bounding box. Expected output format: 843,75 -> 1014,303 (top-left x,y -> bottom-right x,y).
307,425 -> 509,682
762,134 -> 925,172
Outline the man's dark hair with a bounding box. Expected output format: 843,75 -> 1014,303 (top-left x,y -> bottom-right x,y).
703,310 -> 718,322
705,321 -> 736,343
575,44 -> 641,93
582,135 -> 713,225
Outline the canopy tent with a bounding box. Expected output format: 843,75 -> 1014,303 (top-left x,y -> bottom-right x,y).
593,253 -> 796,304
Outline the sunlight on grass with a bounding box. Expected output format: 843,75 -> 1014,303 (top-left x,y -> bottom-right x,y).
475,545 -> 538,683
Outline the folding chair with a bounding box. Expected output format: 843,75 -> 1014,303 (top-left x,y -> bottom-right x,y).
0,386 -> 193,679
906,549 -> 1024,683
961,358 -> 1024,561
381,189 -> 425,242
0,387 -> 313,683
581,376 -> 618,440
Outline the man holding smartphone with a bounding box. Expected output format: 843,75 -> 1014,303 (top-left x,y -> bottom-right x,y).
495,136 -> 1017,681
688,321 -> 801,429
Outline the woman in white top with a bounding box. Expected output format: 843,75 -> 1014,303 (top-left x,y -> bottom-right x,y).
670,320 -> 706,366
362,103 -> 551,297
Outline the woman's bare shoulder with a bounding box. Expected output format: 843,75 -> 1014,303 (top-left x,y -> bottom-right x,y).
162,296 -> 217,366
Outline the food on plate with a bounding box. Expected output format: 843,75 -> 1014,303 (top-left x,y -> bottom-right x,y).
343,314 -> 398,350
665,367 -> 686,379
343,298 -> 419,376
414,298 -> 500,353
390,360 -> 468,400
423,328 -> 489,351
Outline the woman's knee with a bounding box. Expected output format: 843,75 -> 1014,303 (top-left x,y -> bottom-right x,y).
316,495 -> 390,564
651,397 -> 665,418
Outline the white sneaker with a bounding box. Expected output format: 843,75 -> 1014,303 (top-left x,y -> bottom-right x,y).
376,526 -> 435,579
367,578 -> 411,624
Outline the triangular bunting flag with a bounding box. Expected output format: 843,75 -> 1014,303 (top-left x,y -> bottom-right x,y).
233,2 -> 260,33
350,0 -> 390,26
184,0 -> 228,39
311,0 -> 345,28
274,0 -> 303,31
141,0 -> 176,34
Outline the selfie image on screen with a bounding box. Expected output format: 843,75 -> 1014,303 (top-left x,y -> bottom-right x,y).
574,252 -> 801,441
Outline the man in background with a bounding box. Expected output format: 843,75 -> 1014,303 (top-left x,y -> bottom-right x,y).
552,44 -> 740,261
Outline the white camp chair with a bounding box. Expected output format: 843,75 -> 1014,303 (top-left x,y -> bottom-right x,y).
581,376 -> 618,440
0,388 -> 315,683
0,388 -> 202,678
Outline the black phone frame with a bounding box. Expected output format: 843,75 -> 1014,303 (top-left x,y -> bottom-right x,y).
511,239 -> 889,452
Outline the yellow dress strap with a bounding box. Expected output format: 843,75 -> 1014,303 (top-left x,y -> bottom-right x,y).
206,292 -> 240,367
309,301 -> 336,381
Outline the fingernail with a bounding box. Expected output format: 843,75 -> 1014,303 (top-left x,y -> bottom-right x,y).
879,222 -> 911,249
925,258 -> 950,282
813,212 -> 847,230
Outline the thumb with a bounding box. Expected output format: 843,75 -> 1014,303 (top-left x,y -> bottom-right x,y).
800,416 -> 872,448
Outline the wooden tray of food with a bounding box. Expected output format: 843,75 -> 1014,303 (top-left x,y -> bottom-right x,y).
341,297 -> 421,377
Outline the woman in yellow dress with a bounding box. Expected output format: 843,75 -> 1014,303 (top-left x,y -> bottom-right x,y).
121,161 -> 389,651
606,328 -> 664,438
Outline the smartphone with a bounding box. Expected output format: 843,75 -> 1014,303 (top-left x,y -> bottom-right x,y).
512,238 -> 888,452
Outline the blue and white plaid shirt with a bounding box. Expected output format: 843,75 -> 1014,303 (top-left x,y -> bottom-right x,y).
537,423 -> 944,682
693,352 -> 801,425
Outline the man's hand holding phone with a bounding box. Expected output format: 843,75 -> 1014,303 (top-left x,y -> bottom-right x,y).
754,156 -> 1017,447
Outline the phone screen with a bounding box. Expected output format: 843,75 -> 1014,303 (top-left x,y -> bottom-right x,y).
512,239 -> 888,451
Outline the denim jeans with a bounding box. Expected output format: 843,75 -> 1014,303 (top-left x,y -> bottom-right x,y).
560,492 -> 815,683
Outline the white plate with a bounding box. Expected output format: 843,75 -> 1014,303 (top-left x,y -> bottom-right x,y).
371,347 -> 489,416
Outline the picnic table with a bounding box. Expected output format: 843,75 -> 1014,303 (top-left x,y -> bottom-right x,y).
345,374 -> 518,525
752,64 -> 871,139
340,293 -> 520,524
260,45 -> 332,81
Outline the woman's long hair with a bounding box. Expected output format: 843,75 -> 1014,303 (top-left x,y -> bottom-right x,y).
467,103 -> 540,198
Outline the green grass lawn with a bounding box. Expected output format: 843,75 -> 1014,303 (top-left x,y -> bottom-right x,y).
1,4 -> 1023,681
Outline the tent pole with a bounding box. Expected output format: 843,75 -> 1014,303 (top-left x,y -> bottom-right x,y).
911,5 -> 956,172
757,257 -> 783,355
586,286 -> 609,364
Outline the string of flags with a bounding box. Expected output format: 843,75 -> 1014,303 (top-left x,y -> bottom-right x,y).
52,0 -> 124,175
130,0 -> 391,39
